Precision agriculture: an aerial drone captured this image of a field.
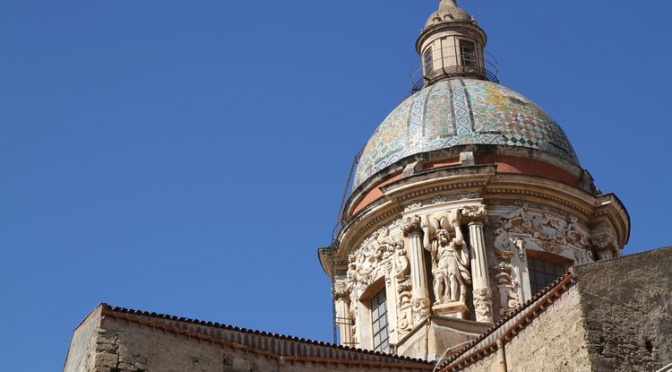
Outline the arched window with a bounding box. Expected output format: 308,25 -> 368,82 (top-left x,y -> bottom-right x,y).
423,47 -> 434,76
459,40 -> 476,67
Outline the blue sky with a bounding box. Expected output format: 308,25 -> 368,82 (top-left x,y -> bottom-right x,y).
2,1 -> 671,370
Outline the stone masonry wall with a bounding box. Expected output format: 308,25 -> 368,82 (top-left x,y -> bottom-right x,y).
459,349 -> 498,372
63,307 -> 101,372
455,247 -> 672,372
503,285 -> 592,372
576,247 -> 672,372
94,317 -> 272,372
459,285 -> 592,372
86,315 -> 432,372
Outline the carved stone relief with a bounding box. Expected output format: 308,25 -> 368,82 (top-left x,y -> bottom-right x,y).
473,287 -> 493,320
393,236 -> 413,336
346,226 -> 401,296
490,205 -> 594,316
497,205 -> 590,256
491,224 -> 523,316
341,222 -> 415,342
492,261 -> 520,316
411,298 -> 430,324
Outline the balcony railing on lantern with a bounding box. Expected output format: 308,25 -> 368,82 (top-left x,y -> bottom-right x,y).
410,50 -> 500,92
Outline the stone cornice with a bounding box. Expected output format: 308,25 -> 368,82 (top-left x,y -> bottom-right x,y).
382,166 -> 494,202
337,166 -> 629,261
416,21 -> 487,53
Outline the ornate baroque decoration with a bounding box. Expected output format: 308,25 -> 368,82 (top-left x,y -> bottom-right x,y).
497,205 -> 590,256
344,227 -> 412,342
472,287 -> 493,320
411,298 -> 430,324
491,205 -> 596,315
461,205 -> 487,224
393,237 -> 413,336
346,227 -> 403,299
491,261 -> 520,316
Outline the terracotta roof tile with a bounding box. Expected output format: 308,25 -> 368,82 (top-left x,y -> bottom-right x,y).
100,303 -> 433,366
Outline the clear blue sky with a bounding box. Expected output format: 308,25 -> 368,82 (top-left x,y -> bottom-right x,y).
1,1 -> 671,370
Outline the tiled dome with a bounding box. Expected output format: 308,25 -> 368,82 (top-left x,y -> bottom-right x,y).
353,78 -> 579,190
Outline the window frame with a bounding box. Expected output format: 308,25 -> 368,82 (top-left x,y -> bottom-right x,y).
370,288 -> 390,353
526,251 -> 570,294
423,47 -> 434,75
459,39 -> 476,67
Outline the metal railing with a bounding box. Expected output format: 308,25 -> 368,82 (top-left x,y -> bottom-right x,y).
410,51 -> 500,92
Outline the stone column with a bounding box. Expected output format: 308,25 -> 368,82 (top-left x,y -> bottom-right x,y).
402,215 -> 430,325
334,297 -> 353,345
462,205 -> 493,323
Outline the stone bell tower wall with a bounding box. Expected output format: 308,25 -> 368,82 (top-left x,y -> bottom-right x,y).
576,246 -> 672,371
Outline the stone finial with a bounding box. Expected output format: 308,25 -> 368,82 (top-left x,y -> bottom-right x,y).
441,0 -> 459,7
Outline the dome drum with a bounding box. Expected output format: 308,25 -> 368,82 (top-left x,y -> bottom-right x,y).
344,144 -> 590,221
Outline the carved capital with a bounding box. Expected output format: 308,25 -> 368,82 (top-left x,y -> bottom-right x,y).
402,215 -> 423,237
591,234 -> 617,260
461,205 -> 487,224
591,234 -> 616,250
334,280 -> 351,300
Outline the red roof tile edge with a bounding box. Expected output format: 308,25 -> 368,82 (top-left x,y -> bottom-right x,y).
99,303 -> 434,368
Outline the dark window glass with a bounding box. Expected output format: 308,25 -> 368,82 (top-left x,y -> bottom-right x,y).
423,48 -> 434,74
460,40 -> 476,67
528,257 -> 566,294
370,290 -> 389,352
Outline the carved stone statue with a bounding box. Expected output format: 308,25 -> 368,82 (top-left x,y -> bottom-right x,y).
423,215 -> 471,304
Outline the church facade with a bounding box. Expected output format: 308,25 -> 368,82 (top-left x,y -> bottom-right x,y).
64,1 -> 671,371
318,0 -> 627,360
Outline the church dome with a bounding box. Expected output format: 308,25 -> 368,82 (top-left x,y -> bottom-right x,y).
353,78 -> 579,189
